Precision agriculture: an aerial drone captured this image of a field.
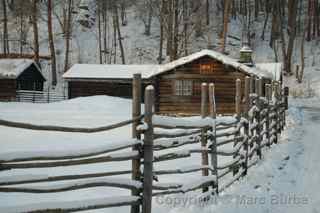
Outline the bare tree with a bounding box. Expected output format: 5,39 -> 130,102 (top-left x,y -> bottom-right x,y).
32,0 -> 39,64
220,0 -> 232,52
2,0 -> 9,55
113,1 -> 125,64
64,0 -> 73,72
47,0 -> 57,86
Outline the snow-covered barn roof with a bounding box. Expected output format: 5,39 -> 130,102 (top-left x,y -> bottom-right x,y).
63,49 -> 280,81
0,59 -> 44,80
63,64 -> 162,80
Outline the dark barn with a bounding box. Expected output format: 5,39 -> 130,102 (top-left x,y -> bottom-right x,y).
64,49 -> 281,115
63,64 -> 159,99
0,59 -> 46,101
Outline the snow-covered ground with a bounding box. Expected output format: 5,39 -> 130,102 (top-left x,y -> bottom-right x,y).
0,94 -> 319,213
0,96 -> 231,212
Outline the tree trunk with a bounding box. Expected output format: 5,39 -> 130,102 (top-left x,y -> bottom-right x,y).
220,0 -> 232,53
98,4 -> 102,64
2,0 -> 9,55
261,0 -> 270,40
171,0 -> 179,61
158,0 -> 164,64
145,0 -> 153,36
113,3 -> 125,64
32,0 -> 40,64
48,0 -> 57,86
166,0 -> 173,57
307,0 -> 312,41
64,0 -> 73,72
206,0 -> 210,25
286,0 -> 298,75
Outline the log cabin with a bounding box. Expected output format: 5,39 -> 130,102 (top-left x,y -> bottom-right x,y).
63,48 -> 282,115
0,59 -> 46,101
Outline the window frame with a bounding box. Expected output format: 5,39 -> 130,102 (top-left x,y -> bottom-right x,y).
199,63 -> 214,74
174,80 -> 193,96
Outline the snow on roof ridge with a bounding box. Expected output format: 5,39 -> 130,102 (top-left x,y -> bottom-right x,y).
154,49 -> 274,79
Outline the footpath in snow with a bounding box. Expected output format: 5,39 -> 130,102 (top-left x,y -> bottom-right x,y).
153,99 -> 320,213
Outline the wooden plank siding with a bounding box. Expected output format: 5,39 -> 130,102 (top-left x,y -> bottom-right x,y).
68,81 -> 148,100
0,79 -> 16,101
155,56 -> 247,115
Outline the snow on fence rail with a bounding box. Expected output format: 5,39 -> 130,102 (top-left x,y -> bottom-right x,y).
16,90 -> 67,103
0,74 -> 288,213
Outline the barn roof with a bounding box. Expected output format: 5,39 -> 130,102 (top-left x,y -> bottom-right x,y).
0,59 -> 45,80
63,49 -> 280,81
63,64 -> 161,80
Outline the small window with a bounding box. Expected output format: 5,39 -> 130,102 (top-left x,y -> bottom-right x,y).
175,80 -> 193,96
200,64 -> 213,74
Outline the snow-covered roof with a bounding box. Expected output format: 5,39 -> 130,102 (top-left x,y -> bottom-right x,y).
63,64 -> 162,80
0,59 -> 44,80
155,49 -> 274,79
63,50 -> 279,81
255,63 -> 282,81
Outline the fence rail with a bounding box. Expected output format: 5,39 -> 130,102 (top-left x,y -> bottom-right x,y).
0,74 -> 288,213
16,90 -> 66,103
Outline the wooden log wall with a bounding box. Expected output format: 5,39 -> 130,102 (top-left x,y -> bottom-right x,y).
0,79 -> 16,101
68,80 -> 148,100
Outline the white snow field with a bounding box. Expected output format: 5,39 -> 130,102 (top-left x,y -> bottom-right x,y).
0,96 -> 319,213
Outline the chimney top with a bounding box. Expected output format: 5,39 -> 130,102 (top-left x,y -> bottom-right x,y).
239,45 -> 253,66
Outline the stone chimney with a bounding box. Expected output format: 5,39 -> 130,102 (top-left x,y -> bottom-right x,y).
239,45 -> 253,67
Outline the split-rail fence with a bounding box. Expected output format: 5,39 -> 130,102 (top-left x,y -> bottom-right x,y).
0,73 -> 288,213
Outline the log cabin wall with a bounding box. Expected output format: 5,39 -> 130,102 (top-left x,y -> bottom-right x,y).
155,56 -> 248,115
0,79 -> 16,101
68,80 -> 148,101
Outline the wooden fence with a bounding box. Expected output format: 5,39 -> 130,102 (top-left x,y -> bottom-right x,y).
16,89 -> 67,103
0,74 -> 287,213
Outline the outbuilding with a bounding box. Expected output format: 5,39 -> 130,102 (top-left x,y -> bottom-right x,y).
64,49 -> 281,115
0,59 -> 46,101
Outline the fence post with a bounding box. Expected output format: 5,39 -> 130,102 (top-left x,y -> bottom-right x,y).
132,73 -> 142,213
208,83 -> 218,194
250,75 -> 255,93
32,83 -> 36,103
283,86 -> 289,129
142,85 -> 154,213
265,84 -> 272,147
47,87 -> 50,103
201,83 -> 209,192
275,82 -> 282,136
255,78 -> 262,159
243,76 -> 250,176
271,82 -> 278,144
234,79 -> 242,176
244,76 -> 250,118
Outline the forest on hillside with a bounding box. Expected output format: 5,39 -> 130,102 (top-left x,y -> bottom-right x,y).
1,0 -> 320,86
